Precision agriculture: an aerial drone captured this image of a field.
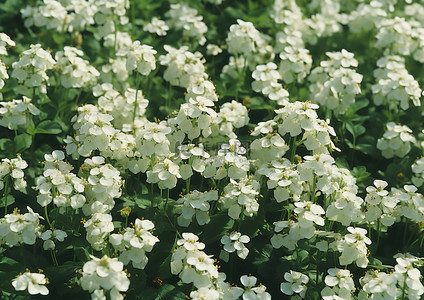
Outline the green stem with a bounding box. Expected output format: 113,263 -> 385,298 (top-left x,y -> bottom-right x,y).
167,82 -> 172,107
50,250 -> 58,266
44,205 -> 53,229
132,71 -> 141,126
186,176 -> 191,194
290,136 -> 298,163
3,176 -> 10,216
401,273 -> 407,300
164,189 -> 170,212
375,219 -> 381,250
315,252 -> 320,286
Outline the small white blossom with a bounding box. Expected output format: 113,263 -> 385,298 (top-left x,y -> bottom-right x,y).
12,271 -> 49,295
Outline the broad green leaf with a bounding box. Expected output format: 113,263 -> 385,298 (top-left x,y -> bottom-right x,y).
157,284 -> 185,300
35,120 -> 63,134
0,195 -> 15,208
202,213 -> 234,244
252,244 -> 273,265
14,133 -> 32,153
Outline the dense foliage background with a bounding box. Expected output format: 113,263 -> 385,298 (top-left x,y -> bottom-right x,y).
1,0 -> 424,299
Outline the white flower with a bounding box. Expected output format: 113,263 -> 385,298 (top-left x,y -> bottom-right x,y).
109,218 -> 159,269
177,232 -> 205,251
144,17 -> 169,36
41,229 -> 67,250
176,190 -> 218,227
226,19 -> 266,55
84,213 -> 114,251
281,270 -> 309,298
117,41 -> 157,76
240,275 -> 271,300
190,287 -> 220,300
372,55 -> 421,111
0,207 -> 43,247
377,122 -> 415,159
11,44 -> 55,95
166,4 -> 207,45
12,271 -> 49,295
0,96 -> 40,130
206,44 -> 222,56
159,45 -> 205,88
321,268 -> 355,299
220,231 -> 250,261
80,255 -> 130,299
55,46 -> 99,89
0,32 -> 15,55
336,227 -> 371,268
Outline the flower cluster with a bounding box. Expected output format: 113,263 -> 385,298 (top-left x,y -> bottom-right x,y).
159,45 -> 206,89
334,227 -> 371,268
143,17 -> 169,36
0,96 -> 40,130
12,270 -> 49,296
363,179 -> 397,227
220,231 -> 250,261
372,55 -> 421,111
221,176 -> 260,219
0,154 -> 28,192
64,104 -> 130,159
34,150 -> 85,209
117,41 -> 157,76
96,84 -> 149,132
274,101 -> 338,153
359,254 -> 424,299
81,156 -> 123,215
252,62 -> 289,106
11,44 -> 56,95
55,46 -> 99,89
250,121 -> 288,163
171,233 -> 219,289
308,49 -> 363,115
213,100 -> 249,139
376,122 -> 415,159
280,270 -> 309,298
0,207 -> 43,247
279,44 -> 312,84
80,255 -> 130,300
166,4 -> 207,46
109,218 -> 159,269
321,268 -> 355,299
224,19 -> 273,74
176,190 -> 218,227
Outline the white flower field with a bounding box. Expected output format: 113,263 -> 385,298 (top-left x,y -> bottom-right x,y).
1,0 -> 424,299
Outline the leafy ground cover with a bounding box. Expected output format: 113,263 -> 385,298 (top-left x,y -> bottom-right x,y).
1,0 -> 424,299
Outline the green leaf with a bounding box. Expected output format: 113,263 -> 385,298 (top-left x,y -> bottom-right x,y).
335,157 -> 349,169
252,244 -> 273,265
202,213 -> 234,244
0,138 -> 11,150
157,255 -> 172,280
14,133 -> 32,153
293,249 -> 309,263
0,195 -> 15,208
74,246 -> 91,261
135,196 -> 154,210
157,284 -> 185,300
34,120 -> 63,134
345,122 -> 355,138
45,261 -> 82,283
